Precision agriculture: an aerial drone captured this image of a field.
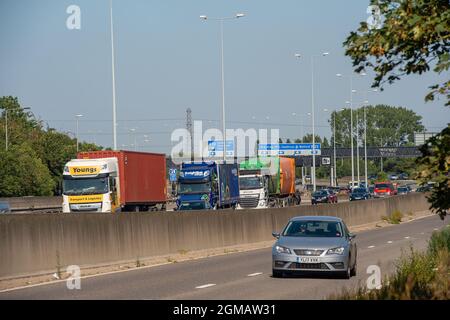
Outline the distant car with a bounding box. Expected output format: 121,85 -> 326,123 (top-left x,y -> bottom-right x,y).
272,216 -> 357,279
0,201 -> 11,214
416,185 -> 432,193
389,174 -> 399,180
368,174 -> 377,180
311,190 -> 337,205
374,182 -> 397,197
397,186 -> 410,195
399,173 -> 409,180
349,187 -> 370,201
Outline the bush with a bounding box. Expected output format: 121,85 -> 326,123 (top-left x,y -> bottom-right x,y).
332,228 -> 450,300
428,227 -> 450,256
389,210 -> 403,224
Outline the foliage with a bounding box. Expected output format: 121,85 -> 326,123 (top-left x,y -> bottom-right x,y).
343,0 -> 450,106
416,124 -> 450,219
389,209 -> 403,224
376,171 -> 388,181
0,96 -> 103,196
330,105 -> 425,147
0,143 -> 55,196
333,228 -> 450,300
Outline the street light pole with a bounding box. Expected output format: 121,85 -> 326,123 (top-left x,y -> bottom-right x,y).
296,52 -> 329,192
4,109 -> 7,152
75,114 -> 83,152
200,13 -> 245,163
110,0 -> 118,150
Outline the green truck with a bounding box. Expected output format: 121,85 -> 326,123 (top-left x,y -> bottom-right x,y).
237,157 -> 299,209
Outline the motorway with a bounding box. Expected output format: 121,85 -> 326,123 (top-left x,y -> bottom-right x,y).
0,214 -> 447,300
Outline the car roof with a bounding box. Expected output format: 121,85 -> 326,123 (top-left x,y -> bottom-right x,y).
289,215 -> 342,222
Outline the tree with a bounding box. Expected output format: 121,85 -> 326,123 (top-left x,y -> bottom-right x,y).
344,0 -> 449,105
344,0 -> 449,218
330,105 -> 425,147
416,125 -> 450,219
0,96 -> 104,196
0,143 -> 54,197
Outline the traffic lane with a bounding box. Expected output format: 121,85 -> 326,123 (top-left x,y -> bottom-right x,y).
0,215 -> 446,300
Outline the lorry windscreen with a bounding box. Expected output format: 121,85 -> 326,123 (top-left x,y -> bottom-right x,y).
239,176 -> 263,190
178,183 -> 211,194
63,177 -> 109,195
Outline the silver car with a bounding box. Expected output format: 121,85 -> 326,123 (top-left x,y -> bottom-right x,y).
272,216 -> 357,279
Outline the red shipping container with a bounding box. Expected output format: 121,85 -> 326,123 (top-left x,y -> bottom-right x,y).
77,150 -> 166,206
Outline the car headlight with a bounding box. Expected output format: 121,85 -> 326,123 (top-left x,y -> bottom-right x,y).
327,247 -> 345,255
275,245 -> 291,254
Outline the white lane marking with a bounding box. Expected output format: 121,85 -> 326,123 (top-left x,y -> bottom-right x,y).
247,272 -> 263,277
368,245 -> 375,248
387,241 -> 393,244
195,283 -> 216,289
433,228 -> 439,231
404,236 -> 410,239
420,232 -> 425,235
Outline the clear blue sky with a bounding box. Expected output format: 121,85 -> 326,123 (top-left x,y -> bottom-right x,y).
1,0 -> 448,152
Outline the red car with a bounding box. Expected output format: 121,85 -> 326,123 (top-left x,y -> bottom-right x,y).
374,182 -> 397,197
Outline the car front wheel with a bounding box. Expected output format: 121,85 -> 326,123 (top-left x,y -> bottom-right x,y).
272,269 -> 283,278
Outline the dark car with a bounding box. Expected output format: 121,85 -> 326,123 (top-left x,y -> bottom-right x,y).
349,187 -> 370,201
416,185 -> 432,193
0,201 -> 11,214
368,174 -> 377,180
399,173 -> 409,180
311,190 -> 337,205
397,186 -> 410,195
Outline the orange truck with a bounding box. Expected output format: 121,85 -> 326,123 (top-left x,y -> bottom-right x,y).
237,156 -> 297,209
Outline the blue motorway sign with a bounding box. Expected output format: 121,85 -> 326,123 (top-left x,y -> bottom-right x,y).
207,140 -> 235,157
258,143 -> 321,156
169,168 -> 178,182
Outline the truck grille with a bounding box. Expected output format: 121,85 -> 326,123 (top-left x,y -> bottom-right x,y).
239,196 -> 259,208
293,249 -> 324,256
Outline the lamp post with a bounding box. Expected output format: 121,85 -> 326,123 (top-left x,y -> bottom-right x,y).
109,0 -> 118,150
336,72 -> 365,189
357,88 -> 378,188
75,114 -> 83,152
200,13 -> 245,163
296,52 -> 329,191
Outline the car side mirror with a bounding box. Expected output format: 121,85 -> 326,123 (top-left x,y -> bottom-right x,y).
348,233 -> 356,240
272,232 -> 280,239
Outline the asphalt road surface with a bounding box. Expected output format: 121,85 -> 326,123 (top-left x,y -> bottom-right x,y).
0,214 -> 447,300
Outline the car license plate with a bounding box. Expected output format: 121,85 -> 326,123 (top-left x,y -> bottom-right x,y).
299,257 -> 319,263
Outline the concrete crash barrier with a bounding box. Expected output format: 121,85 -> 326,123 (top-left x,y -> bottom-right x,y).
0,193 -> 430,278
0,196 -> 62,212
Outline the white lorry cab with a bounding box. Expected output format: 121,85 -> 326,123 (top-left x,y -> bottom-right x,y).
62,157 -> 119,213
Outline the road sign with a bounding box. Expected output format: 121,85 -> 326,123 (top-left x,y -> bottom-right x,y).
257,143 -> 321,156
207,140 -> 235,157
322,157 -> 331,165
169,168 -> 177,182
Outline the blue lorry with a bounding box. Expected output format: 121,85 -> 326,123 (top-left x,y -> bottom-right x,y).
176,161 -> 240,210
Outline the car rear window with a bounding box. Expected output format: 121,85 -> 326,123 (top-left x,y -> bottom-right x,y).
283,220 -> 343,238
375,184 -> 390,188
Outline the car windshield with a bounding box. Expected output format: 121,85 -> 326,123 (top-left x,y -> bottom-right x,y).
239,176 -> 263,190
179,202 -> 207,210
283,220 -> 343,238
352,188 -> 366,194
398,187 -> 408,191
313,191 -> 327,197
63,177 -> 109,195
375,184 -> 390,189
178,183 -> 211,194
